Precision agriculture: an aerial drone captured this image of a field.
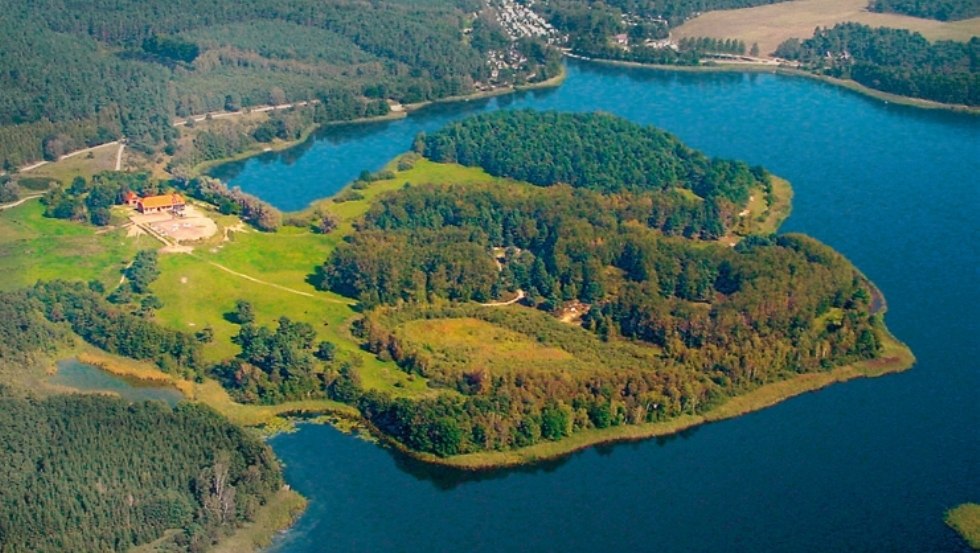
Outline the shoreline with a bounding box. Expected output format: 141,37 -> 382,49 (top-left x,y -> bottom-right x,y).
568,56 -> 980,114
192,67 -> 568,182
61,293 -> 916,474
384,329 -> 914,471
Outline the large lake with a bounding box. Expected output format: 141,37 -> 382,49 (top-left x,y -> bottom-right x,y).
219,61 -> 980,552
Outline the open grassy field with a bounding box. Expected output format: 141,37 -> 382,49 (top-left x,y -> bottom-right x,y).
306,156 -> 514,233
26,142 -> 122,183
673,0 -> 980,57
152,232 -> 431,398
396,317 -> 575,373
0,200 -> 149,291
946,503 -> 980,549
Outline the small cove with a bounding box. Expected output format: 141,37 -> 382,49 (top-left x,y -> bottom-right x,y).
49,358 -> 184,407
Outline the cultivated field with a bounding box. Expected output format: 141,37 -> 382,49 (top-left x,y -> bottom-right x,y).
673,0 -> 980,56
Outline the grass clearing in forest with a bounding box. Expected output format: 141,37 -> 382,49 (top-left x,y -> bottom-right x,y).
946,503 -> 980,549
152,238 -> 430,399
0,201 -> 149,291
26,142 -> 122,183
673,0 -> 980,57
396,318 -> 575,374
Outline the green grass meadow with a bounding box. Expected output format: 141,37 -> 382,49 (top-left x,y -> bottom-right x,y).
0,201 -> 149,292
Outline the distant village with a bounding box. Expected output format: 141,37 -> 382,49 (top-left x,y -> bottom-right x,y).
477,0 -> 564,86
477,0 -> 684,86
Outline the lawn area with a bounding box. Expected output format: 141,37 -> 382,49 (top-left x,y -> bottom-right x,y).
673,0 -> 980,57
152,248 -> 430,398
151,192 -> 442,398
0,200 -> 150,291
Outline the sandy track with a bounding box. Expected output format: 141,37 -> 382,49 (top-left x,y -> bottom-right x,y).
0,194 -> 43,211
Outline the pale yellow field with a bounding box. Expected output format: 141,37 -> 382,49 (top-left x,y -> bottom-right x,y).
673,0 -> 980,57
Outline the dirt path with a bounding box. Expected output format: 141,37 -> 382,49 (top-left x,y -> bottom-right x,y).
13,101 -> 316,174
480,289 -> 526,307
173,101 -> 315,127
190,255 -> 350,305
115,143 -> 125,171
0,194 -> 43,211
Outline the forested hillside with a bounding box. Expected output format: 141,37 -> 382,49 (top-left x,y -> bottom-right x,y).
0,0 -> 560,169
870,0 -> 980,21
422,111 -> 765,199
318,112 -> 886,457
0,394 -> 284,552
776,23 -> 980,106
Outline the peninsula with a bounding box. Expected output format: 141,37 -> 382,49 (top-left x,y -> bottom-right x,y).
0,105 -> 916,549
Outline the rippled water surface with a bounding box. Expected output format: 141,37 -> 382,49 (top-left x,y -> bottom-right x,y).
216,61 -> 979,552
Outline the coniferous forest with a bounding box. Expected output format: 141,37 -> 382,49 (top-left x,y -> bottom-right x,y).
870,0 -> 980,21
776,23 -> 980,106
0,394 -> 284,552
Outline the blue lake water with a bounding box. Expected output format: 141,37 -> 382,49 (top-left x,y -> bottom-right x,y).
49,358 -> 184,407
220,61 -> 979,552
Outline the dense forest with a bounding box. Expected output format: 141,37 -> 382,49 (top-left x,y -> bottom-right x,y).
421,110 -> 767,204
869,0 -> 980,21
317,112 -> 884,457
776,23 -> 980,106
0,394 -> 285,552
0,0 -> 560,169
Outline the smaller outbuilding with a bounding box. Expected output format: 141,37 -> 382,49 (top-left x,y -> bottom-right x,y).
122,190 -> 140,207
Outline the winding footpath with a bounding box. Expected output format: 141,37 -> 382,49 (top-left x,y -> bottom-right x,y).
0,194 -> 43,211
480,289 -> 526,307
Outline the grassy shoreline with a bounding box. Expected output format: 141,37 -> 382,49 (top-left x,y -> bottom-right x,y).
211,488 -> 308,553
385,329 -> 914,471
73,349 -> 359,429
570,56 -> 980,115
